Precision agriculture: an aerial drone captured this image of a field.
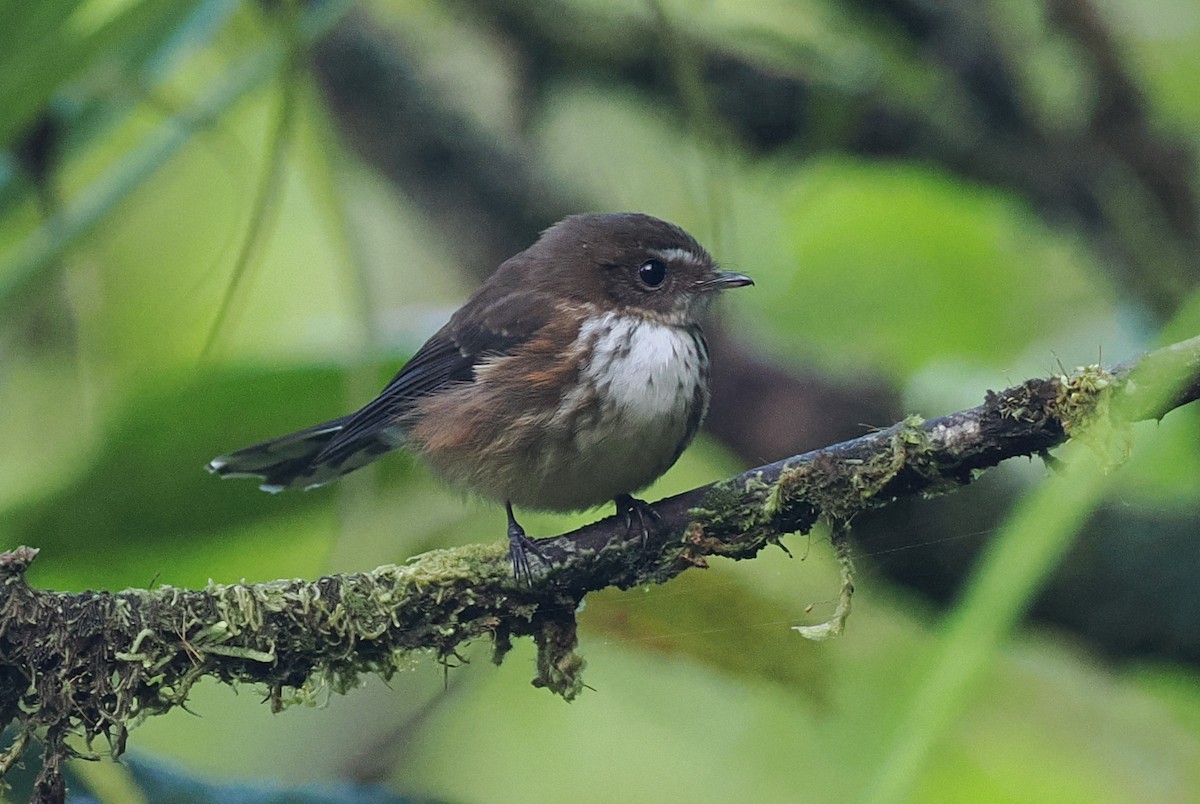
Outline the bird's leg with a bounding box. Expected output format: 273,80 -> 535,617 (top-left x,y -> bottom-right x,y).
614,493 -> 663,548
507,501 -> 548,585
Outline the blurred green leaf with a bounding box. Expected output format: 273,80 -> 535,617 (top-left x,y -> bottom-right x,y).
60,749 -> 425,804
0,0 -> 210,149
761,159 -> 1110,376
0,0 -> 353,325
1,362 -> 418,589
118,752 -> 422,803
581,558 -> 833,696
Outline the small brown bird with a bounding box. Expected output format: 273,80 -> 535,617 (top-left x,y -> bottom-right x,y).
208,213 -> 752,581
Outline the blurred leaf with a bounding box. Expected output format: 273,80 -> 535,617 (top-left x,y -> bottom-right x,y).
0,0 -> 353,326
581,559 -> 833,696
0,44 -> 284,320
0,0 -> 210,150
117,752 -> 424,803
761,159 -> 1110,376
1112,408 -> 1200,506
391,603 -> 1200,803
0,362 -> 417,588
63,750 -> 426,804
861,403 -> 1190,803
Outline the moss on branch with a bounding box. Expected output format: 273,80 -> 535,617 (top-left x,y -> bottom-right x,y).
2,335 -> 1199,799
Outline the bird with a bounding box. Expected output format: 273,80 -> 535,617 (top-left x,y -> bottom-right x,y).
207,212 -> 752,582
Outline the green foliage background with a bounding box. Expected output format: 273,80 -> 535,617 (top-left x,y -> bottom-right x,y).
1,0 -> 1199,801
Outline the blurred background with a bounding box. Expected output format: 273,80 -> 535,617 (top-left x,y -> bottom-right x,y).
2,0 -> 1199,801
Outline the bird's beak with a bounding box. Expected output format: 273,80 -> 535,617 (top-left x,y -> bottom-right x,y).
699,269 -> 754,292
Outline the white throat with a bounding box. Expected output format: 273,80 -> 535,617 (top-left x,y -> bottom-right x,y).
577,311 -> 704,422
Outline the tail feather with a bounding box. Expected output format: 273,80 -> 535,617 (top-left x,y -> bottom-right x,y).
208,415 -> 391,492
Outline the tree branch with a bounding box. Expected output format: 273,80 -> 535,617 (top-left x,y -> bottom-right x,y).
2,335 -> 1199,800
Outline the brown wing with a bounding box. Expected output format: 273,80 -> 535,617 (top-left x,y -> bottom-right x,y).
311,287 -> 556,468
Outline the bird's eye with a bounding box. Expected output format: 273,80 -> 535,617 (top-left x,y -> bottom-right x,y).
638,259 -> 667,288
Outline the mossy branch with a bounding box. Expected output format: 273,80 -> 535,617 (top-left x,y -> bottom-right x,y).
3,335 -> 1199,802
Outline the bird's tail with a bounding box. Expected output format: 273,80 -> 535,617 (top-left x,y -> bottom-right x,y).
207,415 -> 391,492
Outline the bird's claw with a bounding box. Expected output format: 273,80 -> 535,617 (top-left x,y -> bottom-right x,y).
508,517 -> 549,586
614,494 -> 662,548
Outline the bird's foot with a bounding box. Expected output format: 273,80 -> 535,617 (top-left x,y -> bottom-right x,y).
614,494 -> 662,548
507,503 -> 548,585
